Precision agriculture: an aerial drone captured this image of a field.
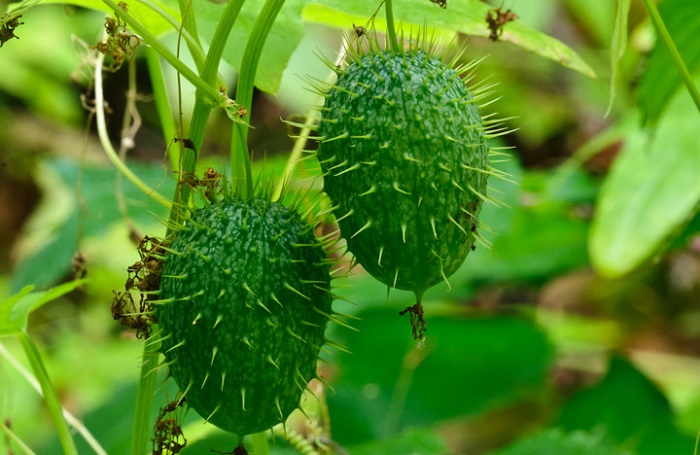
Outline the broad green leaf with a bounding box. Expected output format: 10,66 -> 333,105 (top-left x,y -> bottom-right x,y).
607,0 -> 631,115
328,308 -> 552,444
11,159 -> 173,292
590,81 -> 700,277
556,356 -> 695,455
194,0 -> 307,95
637,0 -> 700,126
303,0 -> 595,77
0,280 -> 85,336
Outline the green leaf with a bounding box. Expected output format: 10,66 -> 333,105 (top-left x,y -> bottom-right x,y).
11,158 -> 173,292
195,0 -> 307,94
347,428 -> 446,455
607,0 -> 631,115
328,308 -> 552,444
493,428 -> 634,455
590,81 -> 700,277
303,0 -> 595,77
637,0 -> 700,126
0,280 -> 85,336
556,356 -> 695,455
41,0 -> 179,36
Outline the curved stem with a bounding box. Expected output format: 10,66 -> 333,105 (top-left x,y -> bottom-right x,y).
17,333 -> 78,455
384,0 -> 400,52
641,0 -> 700,115
250,432 -> 270,455
94,51 -> 172,208
231,0 -> 287,199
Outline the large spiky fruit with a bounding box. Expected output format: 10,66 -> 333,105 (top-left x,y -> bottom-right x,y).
156,196 -> 333,438
317,46 -> 492,301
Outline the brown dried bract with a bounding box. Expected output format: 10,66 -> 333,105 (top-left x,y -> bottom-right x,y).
429,0 -> 447,8
0,15 -> 23,47
486,5 -> 518,41
152,398 -> 187,455
93,15 -> 140,71
399,302 -> 427,340
112,236 -> 167,338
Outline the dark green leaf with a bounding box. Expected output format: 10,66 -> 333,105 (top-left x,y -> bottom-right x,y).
557,356 -> 695,455
493,428 -> 634,455
328,308 -> 552,444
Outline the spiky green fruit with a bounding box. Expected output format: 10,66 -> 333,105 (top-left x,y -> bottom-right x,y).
157,197 -> 332,438
317,47 -> 490,298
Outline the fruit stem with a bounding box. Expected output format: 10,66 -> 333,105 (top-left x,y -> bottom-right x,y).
231,0 -> 287,199
640,0 -> 700,117
384,0 -> 401,52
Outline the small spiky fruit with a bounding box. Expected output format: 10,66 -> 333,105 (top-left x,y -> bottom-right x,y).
157,196 -> 332,438
317,45 -> 491,301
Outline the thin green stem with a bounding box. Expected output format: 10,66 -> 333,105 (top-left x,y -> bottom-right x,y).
272,38 -> 349,202
384,0 -> 400,52
0,419 -> 36,455
177,0 -> 204,73
101,0 -> 221,105
130,338 -> 161,455
231,0 -> 287,198
94,51 -> 172,208
641,0 -> 700,115
17,333 -> 77,455
145,47 -> 177,164
0,342 -> 108,454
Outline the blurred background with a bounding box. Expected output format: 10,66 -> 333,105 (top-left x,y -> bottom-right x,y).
1,0 -> 700,453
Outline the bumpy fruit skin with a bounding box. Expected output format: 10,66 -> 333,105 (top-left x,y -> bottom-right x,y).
318,49 -> 489,296
157,197 -> 332,437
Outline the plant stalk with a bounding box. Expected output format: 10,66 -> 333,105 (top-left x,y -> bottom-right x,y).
641,0 -> 700,115
384,0 -> 400,52
130,339 -> 161,455
101,0 -> 221,105
17,332 -> 78,455
231,0 -> 287,199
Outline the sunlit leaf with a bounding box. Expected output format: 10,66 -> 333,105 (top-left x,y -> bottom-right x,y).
42,0 -> 179,36
637,0 -> 700,126
0,280 -> 85,336
303,0 -> 595,77
590,81 -> 700,277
